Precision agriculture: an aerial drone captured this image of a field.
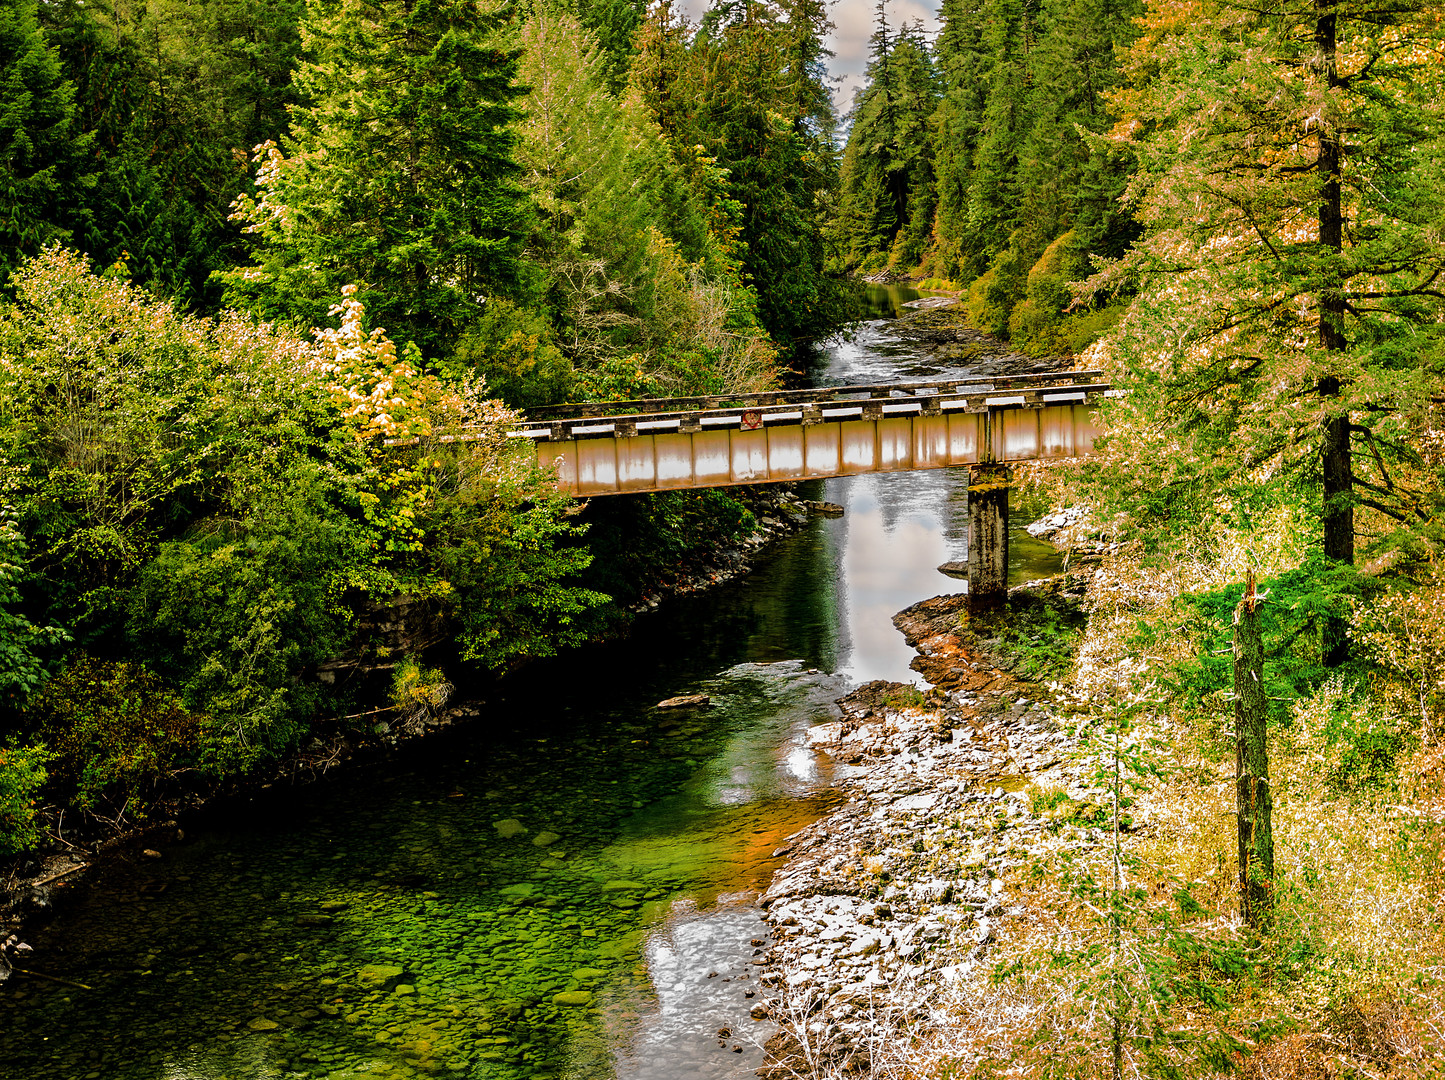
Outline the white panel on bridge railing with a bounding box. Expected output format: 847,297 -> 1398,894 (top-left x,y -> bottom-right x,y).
804,424 -> 841,476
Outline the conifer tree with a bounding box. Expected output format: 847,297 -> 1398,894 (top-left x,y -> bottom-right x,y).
835,17 -> 940,270
930,0 -> 991,279
576,0 -> 645,93
630,0 -> 852,353
226,0 -> 530,359
0,0 -> 92,283
1086,0 -> 1445,620
41,0 -> 305,304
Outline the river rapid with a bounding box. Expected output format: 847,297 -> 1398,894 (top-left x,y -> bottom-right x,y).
2,287 -> 1061,1080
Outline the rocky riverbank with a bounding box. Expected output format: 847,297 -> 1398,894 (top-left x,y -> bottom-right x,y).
753,584 -> 1104,1076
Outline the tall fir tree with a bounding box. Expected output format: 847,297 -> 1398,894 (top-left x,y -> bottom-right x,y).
929,0 -> 992,279
964,0 -> 1035,264
630,0 -> 854,354
834,16 -> 941,271
41,0 -> 305,305
226,0 -> 530,359
1083,0 -> 1445,620
0,0 -> 93,284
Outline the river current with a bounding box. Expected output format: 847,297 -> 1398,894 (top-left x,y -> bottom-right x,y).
3,286 -> 1062,1080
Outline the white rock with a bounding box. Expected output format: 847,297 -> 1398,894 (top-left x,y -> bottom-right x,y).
847,935 -> 881,957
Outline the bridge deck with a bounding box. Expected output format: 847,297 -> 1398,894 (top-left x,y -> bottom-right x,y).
508,371 -> 1111,497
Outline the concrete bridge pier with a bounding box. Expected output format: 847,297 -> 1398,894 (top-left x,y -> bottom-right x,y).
967,463 -> 1011,612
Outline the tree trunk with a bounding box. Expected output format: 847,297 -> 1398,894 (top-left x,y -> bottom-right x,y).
1316,0 -> 1352,665
1235,571 -> 1274,930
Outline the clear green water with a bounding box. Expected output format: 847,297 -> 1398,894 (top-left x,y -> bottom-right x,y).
5,656 -> 847,1080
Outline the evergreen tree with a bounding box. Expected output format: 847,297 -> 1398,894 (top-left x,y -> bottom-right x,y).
0,0 -> 92,284
964,0 -> 1035,263
1085,0 -> 1445,610
575,0 -> 645,94
929,0 -> 991,279
631,0 -> 855,354
499,0 -> 777,404
226,0 -> 530,359
834,17 -> 940,271
41,0 -> 304,305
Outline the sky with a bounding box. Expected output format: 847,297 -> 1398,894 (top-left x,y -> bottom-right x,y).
673,0 -> 944,116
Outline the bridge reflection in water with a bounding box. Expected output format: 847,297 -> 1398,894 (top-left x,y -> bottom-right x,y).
510,371 -> 1112,610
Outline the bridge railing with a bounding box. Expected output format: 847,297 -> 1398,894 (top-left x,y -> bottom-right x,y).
521,370 -> 1105,420
509,370 -> 1111,443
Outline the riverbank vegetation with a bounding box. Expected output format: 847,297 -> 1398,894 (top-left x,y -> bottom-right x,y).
834,0 -> 1143,356
908,500 -> 1445,1078
0,0 -> 852,854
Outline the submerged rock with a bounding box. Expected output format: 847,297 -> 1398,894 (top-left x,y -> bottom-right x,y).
655,693 -> 711,709
492,818 -> 527,839
356,963 -> 405,990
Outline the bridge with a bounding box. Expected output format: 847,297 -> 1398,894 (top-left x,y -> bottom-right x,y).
508,370 -> 1111,609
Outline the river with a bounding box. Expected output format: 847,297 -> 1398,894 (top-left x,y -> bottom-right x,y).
2,286 -> 1061,1080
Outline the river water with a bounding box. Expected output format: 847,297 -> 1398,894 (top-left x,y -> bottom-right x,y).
3,286 -> 1061,1080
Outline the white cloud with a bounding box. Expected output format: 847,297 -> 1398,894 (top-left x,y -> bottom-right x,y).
666,0 -> 944,118
826,0 -> 942,112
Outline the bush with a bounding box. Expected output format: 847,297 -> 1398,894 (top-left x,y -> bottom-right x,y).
390,657 -> 453,734
26,657 -> 199,817
450,299 -> 571,409
0,744 -> 52,856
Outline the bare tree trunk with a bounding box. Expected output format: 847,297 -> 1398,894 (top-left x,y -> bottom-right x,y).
1235,571 -> 1274,929
1317,0 -> 1353,666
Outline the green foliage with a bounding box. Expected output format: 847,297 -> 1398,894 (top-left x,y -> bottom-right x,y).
630,0 -> 857,354
429,490 -> 605,670
1158,554 -> 1368,726
840,0 -> 1140,346
43,0 -> 305,305
26,656 -> 199,816
130,470 -> 364,772
834,17 -> 940,272
389,655 -> 452,732
992,595 -> 1085,680
0,495 -> 67,705
0,742 -> 50,855
1081,0 -> 1445,563
449,298 -> 571,409
579,489 -> 756,608
225,0 -> 530,358
510,1 -> 783,401
575,0 -> 644,93
882,684 -> 929,710
0,0 -> 94,286
0,249 -> 609,820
